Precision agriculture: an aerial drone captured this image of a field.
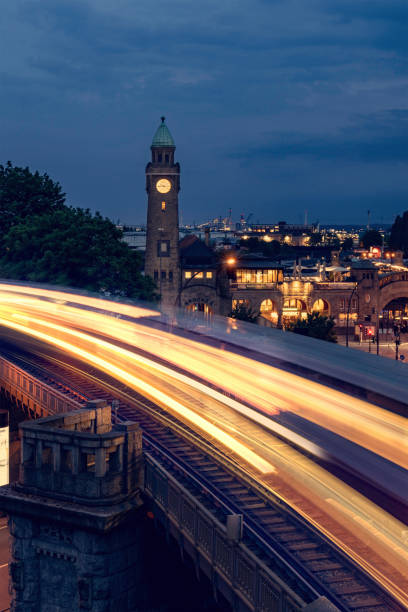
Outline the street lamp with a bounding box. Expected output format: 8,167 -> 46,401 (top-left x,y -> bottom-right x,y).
394,324 -> 401,361
345,282 -> 359,348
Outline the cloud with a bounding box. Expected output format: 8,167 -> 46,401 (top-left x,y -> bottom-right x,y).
0,0 -> 407,223
232,110 -> 408,163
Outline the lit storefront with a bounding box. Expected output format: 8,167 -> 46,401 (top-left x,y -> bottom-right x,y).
235,267 -> 283,285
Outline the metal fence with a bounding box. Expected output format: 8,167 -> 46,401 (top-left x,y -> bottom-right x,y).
144,453 -> 304,612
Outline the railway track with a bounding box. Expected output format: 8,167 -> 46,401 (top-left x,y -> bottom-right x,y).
1,343 -> 405,612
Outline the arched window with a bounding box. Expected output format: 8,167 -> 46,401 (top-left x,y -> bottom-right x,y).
260,299 -> 278,324
312,298 -> 329,314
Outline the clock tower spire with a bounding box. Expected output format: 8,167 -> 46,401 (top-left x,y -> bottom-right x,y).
145,117 -> 180,305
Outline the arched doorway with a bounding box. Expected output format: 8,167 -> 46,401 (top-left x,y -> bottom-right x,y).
312,298 -> 330,316
381,298 -> 408,333
282,298 -> 307,326
186,302 -> 214,316
260,299 -> 278,325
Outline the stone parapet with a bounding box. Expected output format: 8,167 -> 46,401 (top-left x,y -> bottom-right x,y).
0,400 -> 144,611
18,400 -> 142,506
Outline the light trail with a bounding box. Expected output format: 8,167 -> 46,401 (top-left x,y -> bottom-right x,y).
0,285 -> 406,469
0,284 -> 408,604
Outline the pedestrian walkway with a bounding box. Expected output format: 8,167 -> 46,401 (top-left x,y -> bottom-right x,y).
337,333 -> 408,362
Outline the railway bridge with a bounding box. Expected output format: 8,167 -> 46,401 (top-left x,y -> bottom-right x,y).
0,282 -> 406,611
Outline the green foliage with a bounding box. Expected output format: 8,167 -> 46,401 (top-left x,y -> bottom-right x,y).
308,232 -> 322,246
0,162 -> 156,300
341,237 -> 354,250
287,312 -> 337,343
261,240 -> 280,257
360,229 -> 382,249
389,211 -> 408,256
0,161 -> 65,233
325,233 -> 341,249
239,237 -> 280,257
240,237 -> 260,251
228,303 -> 259,323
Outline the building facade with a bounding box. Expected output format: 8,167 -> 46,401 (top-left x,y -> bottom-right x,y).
144,119 -> 408,333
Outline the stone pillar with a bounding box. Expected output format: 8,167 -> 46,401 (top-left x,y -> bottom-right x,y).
0,403 -> 144,612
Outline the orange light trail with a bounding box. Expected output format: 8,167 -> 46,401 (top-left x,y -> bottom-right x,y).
0,284 -> 407,605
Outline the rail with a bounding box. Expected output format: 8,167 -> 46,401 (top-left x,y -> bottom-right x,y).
0,350 -> 402,611
144,452 -> 310,611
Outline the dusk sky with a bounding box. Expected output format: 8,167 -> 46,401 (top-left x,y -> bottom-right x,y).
1,0 -> 407,225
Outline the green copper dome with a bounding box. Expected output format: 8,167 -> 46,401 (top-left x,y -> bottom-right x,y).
151,116 -> 175,147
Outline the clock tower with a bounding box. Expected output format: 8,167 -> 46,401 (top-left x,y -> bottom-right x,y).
145,117 -> 180,304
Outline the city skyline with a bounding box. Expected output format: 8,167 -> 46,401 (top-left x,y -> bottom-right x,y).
1,1 -> 407,225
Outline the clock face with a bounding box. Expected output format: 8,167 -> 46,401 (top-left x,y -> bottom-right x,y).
156,178 -> 171,194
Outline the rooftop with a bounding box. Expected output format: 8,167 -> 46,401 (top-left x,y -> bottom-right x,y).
152,116 -> 175,147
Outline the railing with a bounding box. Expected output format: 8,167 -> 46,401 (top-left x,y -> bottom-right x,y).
379,273 -> 408,288
312,282 -> 355,290
230,283 -> 280,290
0,355 -> 84,417
144,453 -> 308,612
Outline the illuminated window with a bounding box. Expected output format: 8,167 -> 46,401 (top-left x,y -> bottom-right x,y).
232,299 -> 250,309
312,299 -> 329,313
185,271 -> 192,279
195,272 -> 204,278
206,271 -> 213,279
161,201 -> 166,211
157,240 -> 170,257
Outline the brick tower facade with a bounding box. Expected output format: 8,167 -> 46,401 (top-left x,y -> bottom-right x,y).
145,117 -> 180,305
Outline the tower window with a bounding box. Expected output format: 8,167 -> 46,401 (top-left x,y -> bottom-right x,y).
161,270 -> 166,280
169,270 -> 173,282
165,154 -> 169,163
157,240 -> 170,257
161,201 -> 166,211
185,271 -> 192,279
154,270 -> 158,281
206,272 -> 213,279
158,153 -> 162,163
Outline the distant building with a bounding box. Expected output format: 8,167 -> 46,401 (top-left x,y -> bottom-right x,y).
144,119 -> 408,334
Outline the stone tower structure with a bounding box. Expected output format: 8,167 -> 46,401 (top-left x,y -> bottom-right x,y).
145,117 -> 180,305
0,400 -> 144,611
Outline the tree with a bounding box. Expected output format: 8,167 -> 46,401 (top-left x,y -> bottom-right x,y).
228,303 -> 259,323
360,229 -> 382,249
389,211 -> 408,256
239,237 -> 260,251
287,312 -> 337,343
308,232 -> 322,246
341,237 -> 354,251
0,161 -> 65,234
261,240 -> 280,257
0,162 -> 156,300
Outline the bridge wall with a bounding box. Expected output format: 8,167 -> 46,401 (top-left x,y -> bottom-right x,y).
145,453 -> 307,612
0,354 -> 331,612
0,356 -> 84,419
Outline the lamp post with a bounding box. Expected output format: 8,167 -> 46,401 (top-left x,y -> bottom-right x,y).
394,324 -> 401,361
345,282 -> 358,347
